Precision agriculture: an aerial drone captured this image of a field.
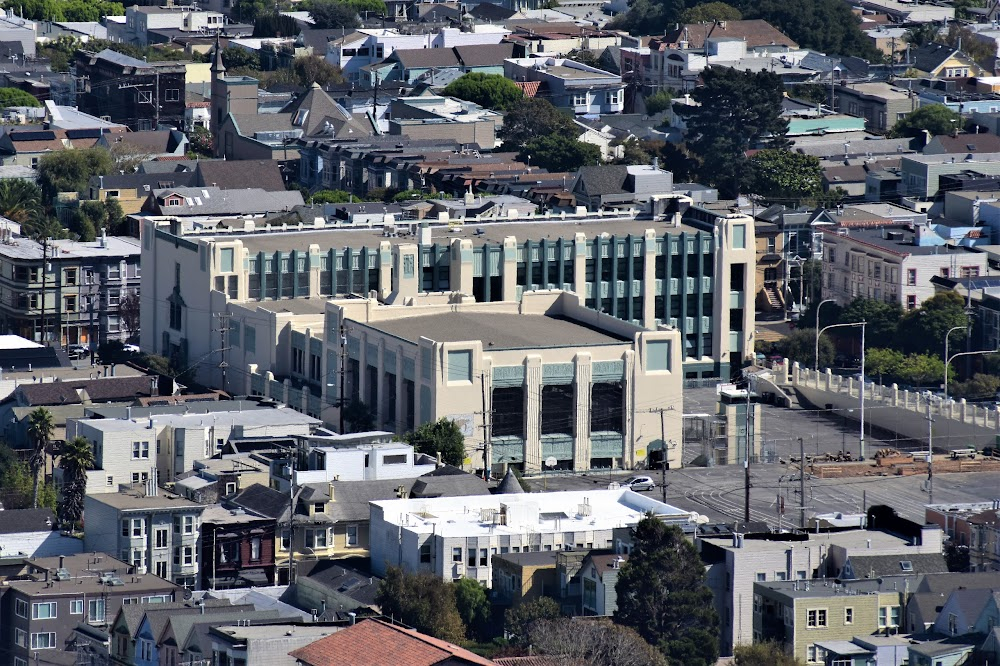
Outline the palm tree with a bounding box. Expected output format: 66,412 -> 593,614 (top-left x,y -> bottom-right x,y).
0,178 -> 41,225
58,436 -> 94,529
27,407 -> 54,509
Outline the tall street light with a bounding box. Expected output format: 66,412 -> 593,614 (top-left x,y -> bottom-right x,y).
945,349 -> 1000,401
814,298 -> 836,371
818,321 -> 868,458
942,325 -> 969,401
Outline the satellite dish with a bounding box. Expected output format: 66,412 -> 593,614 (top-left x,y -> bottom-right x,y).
183,589 -> 193,600
545,456 -> 558,469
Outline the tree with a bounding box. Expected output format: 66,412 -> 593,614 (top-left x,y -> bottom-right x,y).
0,443 -> 56,511
70,200 -> 109,241
0,87 -> 41,107
342,400 -> 375,432
951,373 -> 1000,400
221,46 -> 261,71
519,134 -> 602,173
614,138 -> 652,166
403,418 -> 465,467
105,197 -> 126,235
944,23 -> 994,64
119,292 -> 142,341
865,348 -> 905,384
188,126 -> 213,157
526,618 -> 668,666
730,0 -> 882,61
58,435 -> 94,529
890,104 -> 962,140
306,0 -> 363,29
746,149 -> 822,205
944,541 -> 971,572
896,353 -> 946,387
311,189 -> 353,204
499,98 -> 578,153
615,516 -> 719,666
0,178 -> 42,225
678,68 -> 788,198
733,642 -> 803,666
839,298 -> 902,349
790,258 -> 822,306
293,55 -> 344,87
505,596 -> 561,644
905,22 -> 942,47
37,148 -> 114,201
643,90 -> 673,115
566,49 -> 601,68
27,407 -> 54,510
679,1 -> 741,22
375,567 -> 466,643
442,73 -> 524,111
453,577 -> 490,639
900,292 -> 970,356
253,12 -> 300,38
233,0 -> 267,22
650,141 -> 698,182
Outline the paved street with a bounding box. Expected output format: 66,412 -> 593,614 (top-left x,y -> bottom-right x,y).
524,388 -> 998,527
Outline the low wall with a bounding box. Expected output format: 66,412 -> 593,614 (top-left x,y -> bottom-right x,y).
790,363 -> 1000,451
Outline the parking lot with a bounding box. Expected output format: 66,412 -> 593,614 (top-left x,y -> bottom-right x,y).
527,388 -> 993,527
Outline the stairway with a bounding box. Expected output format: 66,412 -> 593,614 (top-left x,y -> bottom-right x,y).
762,285 -> 784,311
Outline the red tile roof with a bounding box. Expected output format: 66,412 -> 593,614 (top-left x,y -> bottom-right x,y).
289,619 -> 496,666
514,81 -> 541,98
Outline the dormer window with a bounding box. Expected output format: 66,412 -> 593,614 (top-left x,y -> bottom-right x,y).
293,109 -> 309,127
314,502 -> 324,513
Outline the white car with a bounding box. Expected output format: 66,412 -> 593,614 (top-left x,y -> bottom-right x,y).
123,344 -> 140,353
623,476 -> 655,491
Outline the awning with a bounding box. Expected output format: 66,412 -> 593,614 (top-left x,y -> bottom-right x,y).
239,569 -> 270,585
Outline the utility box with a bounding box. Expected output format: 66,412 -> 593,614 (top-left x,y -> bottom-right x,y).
715,388 -> 762,466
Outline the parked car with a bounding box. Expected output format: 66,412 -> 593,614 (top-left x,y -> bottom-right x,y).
122,344 -> 140,353
66,344 -> 89,359
622,476 -> 655,491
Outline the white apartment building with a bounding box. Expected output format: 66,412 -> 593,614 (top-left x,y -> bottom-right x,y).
65,406 -> 320,490
83,489 -> 206,589
503,58 -> 624,115
271,434 -> 437,492
368,488 -> 698,583
701,525 -> 944,657
328,25 -> 509,81
113,6 -> 224,46
821,225 -> 990,310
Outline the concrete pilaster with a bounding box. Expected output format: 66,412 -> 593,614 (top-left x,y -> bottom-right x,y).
825,369 -> 833,391
374,338 -> 385,425
378,241 -> 392,300
573,353 -> 592,471
308,243 -> 321,298
450,239 -> 473,295
502,237 -> 517,302
395,348 -> 405,433
642,229 -> 656,328
891,384 -> 899,406
524,356 -> 542,472
573,233 -> 587,298
623,351 -> 636,468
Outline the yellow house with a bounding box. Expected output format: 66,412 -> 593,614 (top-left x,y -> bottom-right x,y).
912,43 -> 984,78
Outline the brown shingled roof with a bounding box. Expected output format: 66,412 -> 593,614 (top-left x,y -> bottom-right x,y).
655,19 -> 798,50
14,375 -> 158,406
289,619 -> 495,666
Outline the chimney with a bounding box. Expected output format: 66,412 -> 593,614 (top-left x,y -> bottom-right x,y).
59,555 -> 64,569
150,376 -> 158,397
327,483 -> 335,503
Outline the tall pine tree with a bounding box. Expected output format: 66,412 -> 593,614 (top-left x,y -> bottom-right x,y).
679,68 -> 788,199
615,516 -> 719,666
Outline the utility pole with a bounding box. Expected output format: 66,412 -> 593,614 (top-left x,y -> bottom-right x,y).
926,406 -> 934,505
213,312 -> 231,393
799,436 -> 806,530
480,371 -> 491,481
338,324 -> 347,433
644,407 -> 674,503
39,237 -> 47,346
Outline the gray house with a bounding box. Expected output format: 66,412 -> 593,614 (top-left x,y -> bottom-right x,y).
572,165 -> 673,210
580,552 -> 627,616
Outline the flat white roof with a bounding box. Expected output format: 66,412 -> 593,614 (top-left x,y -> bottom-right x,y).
702,528 -> 927,552
75,406 -> 320,432
0,334 -> 41,349
372,488 -> 694,538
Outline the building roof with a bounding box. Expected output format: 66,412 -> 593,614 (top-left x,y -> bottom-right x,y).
230,483 -> 289,519
89,169 -> 199,192
13,375 -> 159,407
843,553 -> 948,578
300,558 -> 381,609
0,234 -> 140,261
149,186 -> 304,216
361,312 -> 630,349
659,19 -> 798,50
454,43 -> 515,68
9,553 -> 179,598
0,508 -> 55,533
927,133 -> 1000,154
823,226 -> 988,257
391,47 -> 462,69
111,130 -> 183,154
195,160 -> 286,192
289,618 -> 496,666
496,468 -> 524,494
575,164 -> 632,195
584,553 -> 629,581
161,609 -> 283,648
120,599 -> 243,637
86,489 -> 204,512
914,42 -> 962,74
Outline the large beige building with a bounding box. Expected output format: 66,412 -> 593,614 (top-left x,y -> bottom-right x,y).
310,291 -> 683,473
139,205 -> 755,471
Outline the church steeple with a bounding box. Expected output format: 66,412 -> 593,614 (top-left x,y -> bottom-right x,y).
211,33 -> 226,75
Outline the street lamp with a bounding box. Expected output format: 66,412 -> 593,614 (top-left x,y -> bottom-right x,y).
943,325 -> 969,400
814,299 -> 836,371
818,321 -> 868,458
945,349 -> 1000,400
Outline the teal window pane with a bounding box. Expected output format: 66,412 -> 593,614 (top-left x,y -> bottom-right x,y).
647,340 -> 671,371
447,350 -> 472,382
732,224 -> 746,249
220,248 -> 234,272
